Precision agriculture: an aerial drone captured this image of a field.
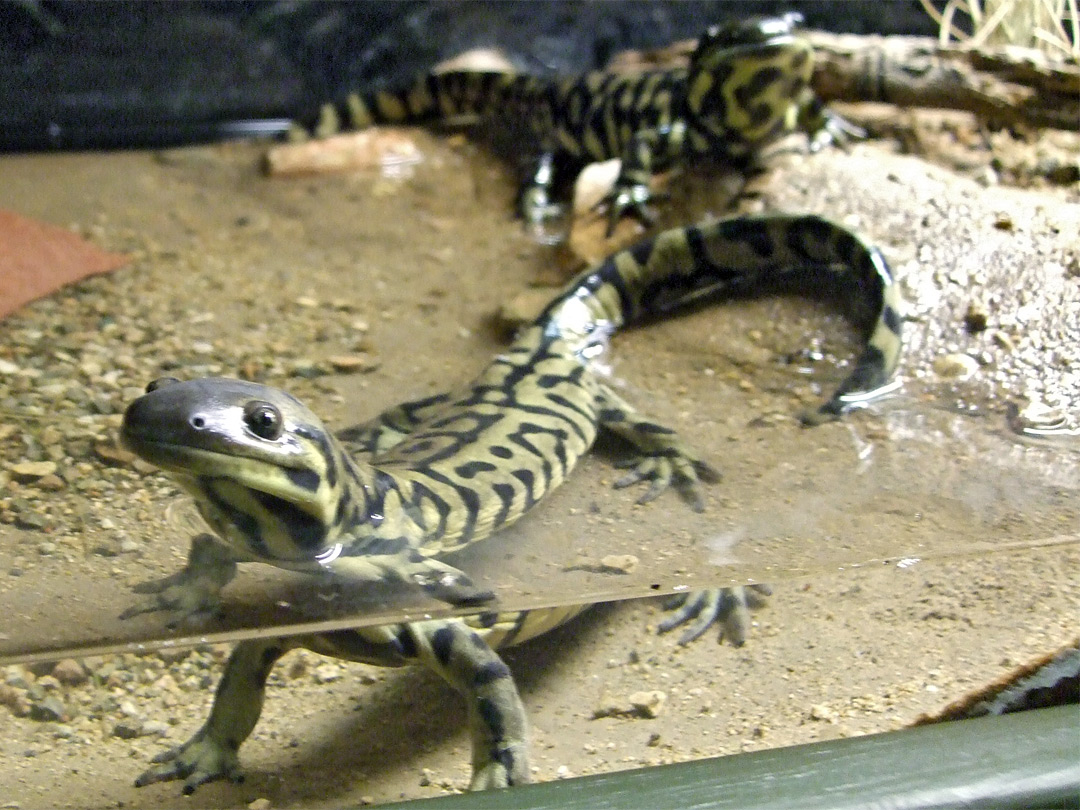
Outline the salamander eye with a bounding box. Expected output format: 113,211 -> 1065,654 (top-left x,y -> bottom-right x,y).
243,401 -> 284,440
145,377 -> 180,393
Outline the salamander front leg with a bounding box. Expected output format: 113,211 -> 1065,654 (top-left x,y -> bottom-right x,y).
119,533 -> 237,627
327,552 -> 495,607
135,637 -> 296,794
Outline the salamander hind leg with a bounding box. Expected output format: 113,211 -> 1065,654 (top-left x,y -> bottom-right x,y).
659,584 -> 773,646
597,386 -> 720,512
406,619 -> 530,789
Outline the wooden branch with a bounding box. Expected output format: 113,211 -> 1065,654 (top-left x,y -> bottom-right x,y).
804,31 -> 1080,131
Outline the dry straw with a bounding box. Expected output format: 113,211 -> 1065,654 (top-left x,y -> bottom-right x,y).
919,0 -> 1079,58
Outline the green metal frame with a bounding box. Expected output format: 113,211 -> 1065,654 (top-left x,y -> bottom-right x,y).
391,705 -> 1079,810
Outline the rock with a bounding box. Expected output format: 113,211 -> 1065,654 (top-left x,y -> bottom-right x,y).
29,695 -> 68,722
52,659 -> 87,686
594,689 -> 667,719
142,720 -> 171,737
328,354 -> 379,374
10,461 -> 57,481
313,663 -> 343,684
963,300 -> 989,333
628,690 -> 667,719
599,554 -> 639,574
14,512 -> 48,531
94,442 -> 137,466
111,721 -> 143,739
564,554 -> 640,575
35,474 -> 66,491
156,647 -> 192,665
932,353 -> 979,380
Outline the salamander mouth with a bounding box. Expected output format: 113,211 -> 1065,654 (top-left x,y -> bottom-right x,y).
119,435 -> 242,474
195,474 -> 330,557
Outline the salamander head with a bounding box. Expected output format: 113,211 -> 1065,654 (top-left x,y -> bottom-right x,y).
687,12 -> 814,148
121,377 -> 359,562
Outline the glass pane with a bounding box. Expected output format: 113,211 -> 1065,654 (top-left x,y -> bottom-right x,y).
0,139 -> 1076,667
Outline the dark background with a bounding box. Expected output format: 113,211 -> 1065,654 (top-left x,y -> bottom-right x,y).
0,1 -> 942,151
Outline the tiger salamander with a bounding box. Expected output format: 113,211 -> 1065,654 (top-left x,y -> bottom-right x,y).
120,214 -> 902,794
296,13 -> 862,233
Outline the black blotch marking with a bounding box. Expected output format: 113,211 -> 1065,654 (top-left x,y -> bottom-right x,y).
511,469 -> 536,509
334,490 -> 351,529
490,445 -> 513,459
431,626 -> 455,667
200,480 -> 268,556
255,644 -> 284,687
883,304 -> 902,335
477,697 -> 506,739
394,626 -> 419,659
634,421 -> 675,435
490,482 -> 516,528
285,467 -> 320,493
295,425 -> 338,489
535,373 -> 568,389
358,535 -> 409,556
454,460 -> 497,479
478,611 -> 499,628
495,748 -> 517,782
475,660 -> 512,686
252,491 -> 326,552
404,439 -> 435,455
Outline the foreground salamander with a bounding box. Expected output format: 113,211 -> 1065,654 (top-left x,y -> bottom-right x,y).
295,13 -> 861,233
120,214 -> 902,793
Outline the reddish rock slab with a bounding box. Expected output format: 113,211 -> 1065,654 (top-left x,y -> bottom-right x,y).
0,208 -> 130,319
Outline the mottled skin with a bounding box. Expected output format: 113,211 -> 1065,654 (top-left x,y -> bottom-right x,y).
121,214 -> 902,794
296,14 -> 862,233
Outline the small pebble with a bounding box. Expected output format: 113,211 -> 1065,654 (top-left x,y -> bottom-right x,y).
51,660 -> 87,686
10,461 -> 57,481
111,721 -> 143,739
328,354 -> 378,374
628,690 -> 667,719
932,353 -> 979,380
29,695 -> 67,722
94,442 -> 137,466
15,513 -> 49,531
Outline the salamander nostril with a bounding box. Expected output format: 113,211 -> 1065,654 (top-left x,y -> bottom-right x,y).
190,415 -> 207,430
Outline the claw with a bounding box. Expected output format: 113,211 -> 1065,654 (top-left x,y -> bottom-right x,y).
135,732 -> 243,795
659,584 -> 772,645
613,454 -> 719,512
593,183 -> 656,236
119,534 -> 236,626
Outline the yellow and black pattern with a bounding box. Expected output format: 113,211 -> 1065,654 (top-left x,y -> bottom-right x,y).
296,13 -> 861,232
121,213 -> 901,794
